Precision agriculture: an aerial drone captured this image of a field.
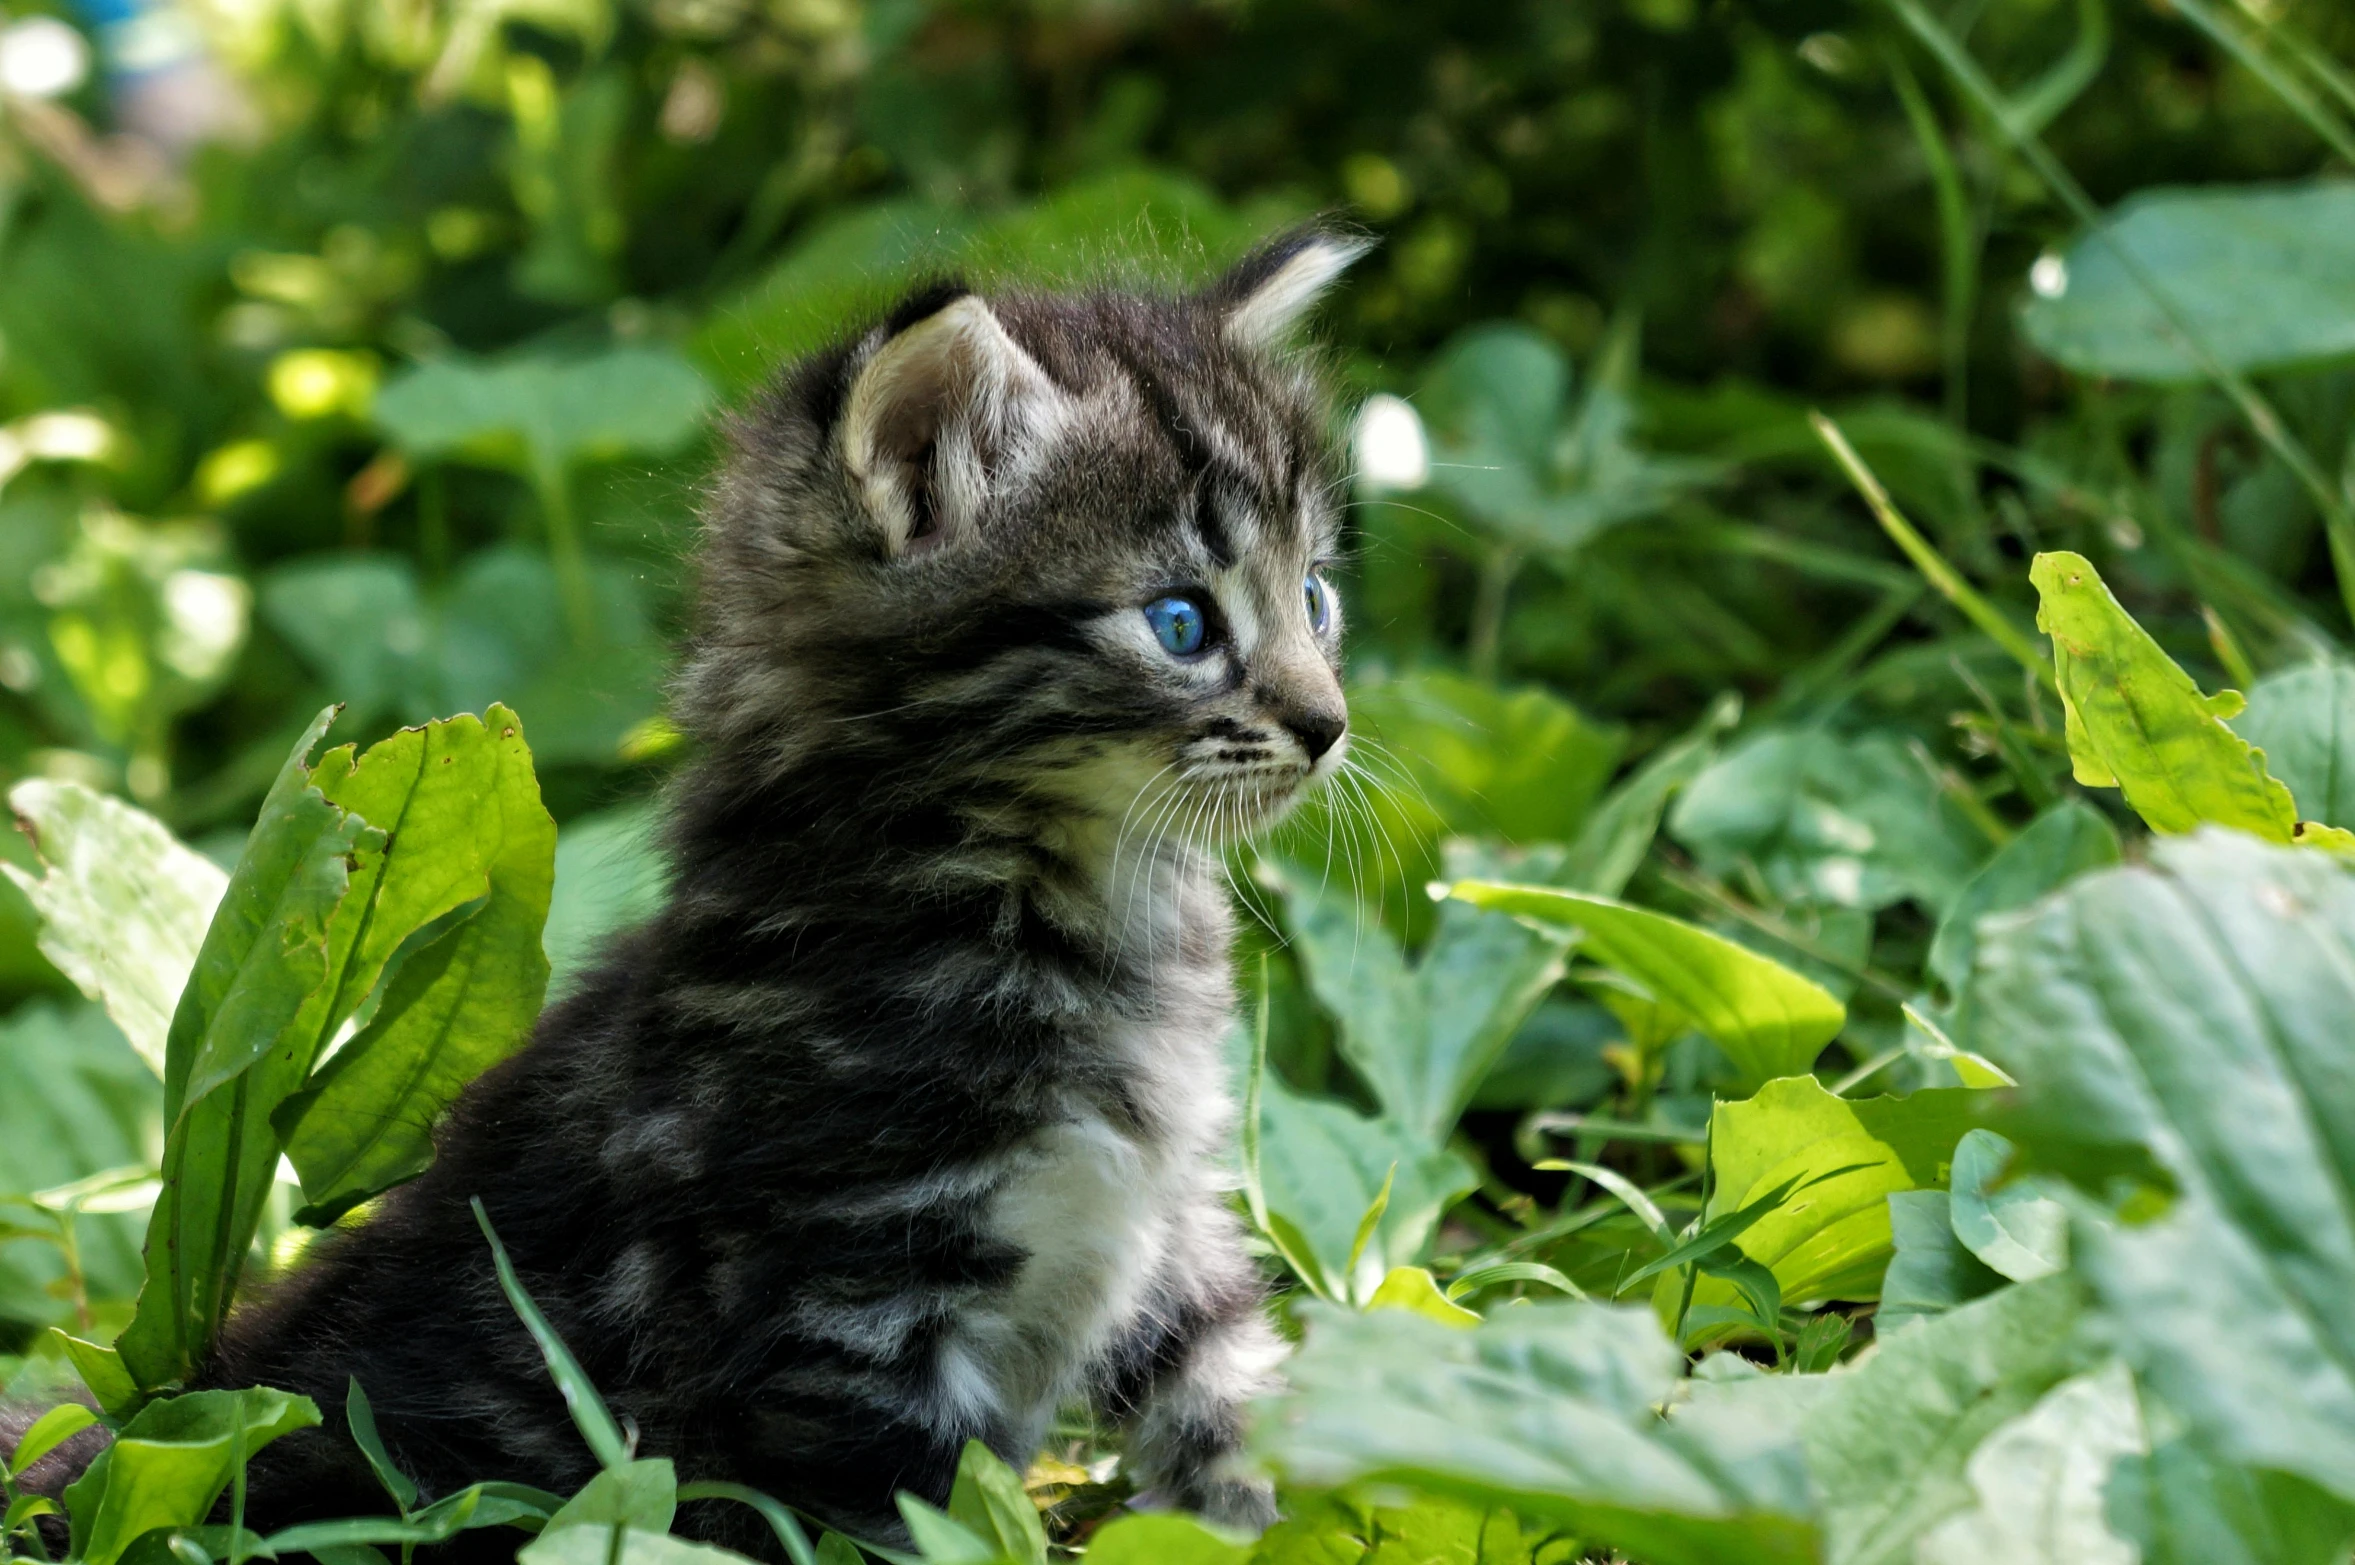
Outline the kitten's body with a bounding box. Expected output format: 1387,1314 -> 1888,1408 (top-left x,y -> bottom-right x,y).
194,236 -> 1364,1550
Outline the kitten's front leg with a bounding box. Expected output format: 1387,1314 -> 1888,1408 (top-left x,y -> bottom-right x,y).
1114,1236 -> 1287,1531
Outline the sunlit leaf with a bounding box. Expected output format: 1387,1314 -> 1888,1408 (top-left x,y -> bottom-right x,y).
946,1440 -> 1046,1565
61,1387 -> 321,1565
2030,551 -> 2295,840
3,780 -> 226,1076
1945,1129 -> 2065,1283
1445,884 -> 1844,1084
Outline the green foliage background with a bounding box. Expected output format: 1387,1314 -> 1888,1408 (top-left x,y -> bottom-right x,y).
7,0 -> 2355,1560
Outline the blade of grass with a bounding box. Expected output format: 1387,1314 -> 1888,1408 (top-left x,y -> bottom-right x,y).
674,1482 -> 819,1565
469,1197 -> 631,1471
2169,0 -> 2355,166
1811,411 -> 2055,688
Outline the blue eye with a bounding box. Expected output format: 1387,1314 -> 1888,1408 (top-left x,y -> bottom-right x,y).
1305,574 -> 1332,632
1145,596 -> 1208,656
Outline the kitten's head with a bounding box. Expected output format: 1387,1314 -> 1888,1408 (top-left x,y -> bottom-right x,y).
687,227 -> 1368,855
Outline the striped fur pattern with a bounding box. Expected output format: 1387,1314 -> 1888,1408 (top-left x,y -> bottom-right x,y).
197,230 -> 1366,1551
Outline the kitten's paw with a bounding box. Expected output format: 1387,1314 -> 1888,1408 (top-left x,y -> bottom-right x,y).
1189,1473 -> 1278,1534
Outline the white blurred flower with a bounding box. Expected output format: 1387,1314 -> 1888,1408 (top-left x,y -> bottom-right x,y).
1353,393 -> 1429,490
160,570 -> 250,682
19,411 -> 113,461
2030,254 -> 2069,300
0,16 -> 90,100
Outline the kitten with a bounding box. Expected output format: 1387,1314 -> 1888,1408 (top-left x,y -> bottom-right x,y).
198,228 -> 1367,1551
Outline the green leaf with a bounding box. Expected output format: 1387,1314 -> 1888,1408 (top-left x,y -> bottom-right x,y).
0,1004 -> 155,1325
52,1329 -> 144,1419
2105,1422 -> 2355,1565
1669,728 -> 1989,915
2233,660 -> 2355,829
1800,1276 -> 2083,1565
1693,1075 -> 1986,1306
1911,1363 -> 2144,1565
471,1198 -> 632,1472
672,1482 -> 818,1565
7,1402 -> 98,1476
2017,180 -> 2355,381
63,1387 -> 321,1565
541,1460 -> 678,1537
893,1496 -> 1001,1565
1079,1513 -> 1249,1565
1926,800 -> 2120,997
278,708 -> 556,1223
374,347 -> 712,478
945,1440 -> 1045,1565
518,1527 -> 760,1565
1624,1161 -> 1877,1298
343,1378 -> 418,1514
1962,830 -> 2355,1506
2,779 -> 226,1076
1282,847 -> 1570,1145
1253,1301 -> 1819,1565
2029,551 -> 2295,841
1366,1266 -> 1481,1327
544,801 -> 666,998
1876,1192 -> 2002,1334
120,707 -> 380,1390
1559,693 -> 1739,900
1255,1074 -> 1478,1303
1445,884 -> 1844,1085
1946,1130 -> 2065,1283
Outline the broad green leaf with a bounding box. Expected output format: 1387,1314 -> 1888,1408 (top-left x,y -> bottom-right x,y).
2017,181 -> 2355,381
1800,1276 -> 2083,1565
2105,1422 -> 2355,1565
1913,1363 -> 2143,1565
1367,1266 -> 1481,1327
520,1526 -> 760,1565
2233,660 -> 2355,829
374,347 -> 712,477
1349,670 -> 1627,843
542,1460 -> 678,1536
1256,1074 -> 1477,1302
2,780 -> 225,1076
1876,1192 -> 2001,1334
62,1387 -> 321,1565
120,707 -> 379,1390
545,800 -> 666,998
278,708 -> 556,1222
894,1495 -> 1000,1565
1252,1492 -> 1541,1564
1688,1075 -> 1984,1309
52,1329 -> 143,1419
1446,885 -> 1844,1085
1416,321 -> 1718,556
1282,846 -> 1570,1145
2030,551 -> 2294,840
1962,830 -> 2355,1504
1946,1129 -> 2066,1283
1252,1301 -> 1818,1565
1926,800 -> 2120,997
7,1402 -> 97,1476
1668,727 -> 1988,914
945,1440 -> 1045,1565
1081,1513 -> 1248,1565
0,1004 -> 154,1324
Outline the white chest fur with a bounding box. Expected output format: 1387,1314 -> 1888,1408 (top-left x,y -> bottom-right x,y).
931,1014 -> 1233,1445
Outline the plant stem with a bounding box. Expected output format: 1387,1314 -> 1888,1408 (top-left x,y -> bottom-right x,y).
1810,411 -> 2055,688
1887,53 -> 1979,432
1467,544 -> 1522,681
534,456 -> 598,650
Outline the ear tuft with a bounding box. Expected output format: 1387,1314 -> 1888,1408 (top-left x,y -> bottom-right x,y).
841,289 -> 1057,556
1207,226 -> 1374,350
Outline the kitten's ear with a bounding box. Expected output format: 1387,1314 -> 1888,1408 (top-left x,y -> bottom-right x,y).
1205,227 -> 1373,351
841,286 -> 1058,555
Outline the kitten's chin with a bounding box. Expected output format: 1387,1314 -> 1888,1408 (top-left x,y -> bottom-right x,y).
1182,767 -> 1317,844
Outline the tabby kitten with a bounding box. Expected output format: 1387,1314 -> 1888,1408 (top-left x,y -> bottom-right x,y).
199,229 -> 1368,1550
